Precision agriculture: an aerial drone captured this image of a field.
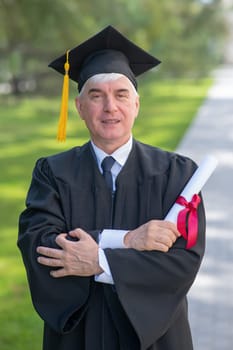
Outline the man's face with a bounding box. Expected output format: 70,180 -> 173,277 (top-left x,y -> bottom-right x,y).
75,75 -> 140,153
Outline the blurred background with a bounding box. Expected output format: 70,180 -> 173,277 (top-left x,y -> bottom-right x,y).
0,0 -> 232,349
0,0 -> 229,95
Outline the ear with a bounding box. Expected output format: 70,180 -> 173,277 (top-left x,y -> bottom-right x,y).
135,94 -> 140,118
75,96 -> 84,119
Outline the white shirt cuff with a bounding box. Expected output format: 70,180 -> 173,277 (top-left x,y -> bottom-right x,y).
95,248 -> 114,284
99,229 -> 128,249
95,229 -> 129,284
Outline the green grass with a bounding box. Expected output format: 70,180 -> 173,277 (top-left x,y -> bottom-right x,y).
0,77 -> 211,350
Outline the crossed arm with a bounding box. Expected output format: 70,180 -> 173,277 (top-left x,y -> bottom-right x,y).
37,220 -> 181,278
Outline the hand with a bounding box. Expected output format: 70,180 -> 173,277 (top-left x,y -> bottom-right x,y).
124,220 -> 181,252
37,228 -> 103,278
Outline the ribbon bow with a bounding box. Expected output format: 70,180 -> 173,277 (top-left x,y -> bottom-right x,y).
176,194 -> 201,249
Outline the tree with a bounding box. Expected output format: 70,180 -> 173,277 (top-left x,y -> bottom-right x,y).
0,0 -> 228,95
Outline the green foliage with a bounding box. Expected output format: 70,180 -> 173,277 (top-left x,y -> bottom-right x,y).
0,76 -> 211,349
0,0 -> 227,93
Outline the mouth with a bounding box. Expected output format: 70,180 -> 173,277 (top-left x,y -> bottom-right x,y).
101,119 -> 120,124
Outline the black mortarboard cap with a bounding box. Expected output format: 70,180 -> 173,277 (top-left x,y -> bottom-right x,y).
48,25 -> 161,141
49,25 -> 161,92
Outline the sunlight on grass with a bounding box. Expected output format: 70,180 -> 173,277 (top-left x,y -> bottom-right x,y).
0,225 -> 43,349
0,256 -> 26,295
0,77 -> 212,349
0,185 -> 26,198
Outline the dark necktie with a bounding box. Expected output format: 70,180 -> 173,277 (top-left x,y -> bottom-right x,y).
101,156 -> 115,191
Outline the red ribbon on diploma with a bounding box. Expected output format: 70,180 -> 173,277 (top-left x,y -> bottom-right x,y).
175,194 -> 201,249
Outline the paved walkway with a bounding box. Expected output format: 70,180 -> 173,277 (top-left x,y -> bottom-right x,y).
176,65 -> 233,350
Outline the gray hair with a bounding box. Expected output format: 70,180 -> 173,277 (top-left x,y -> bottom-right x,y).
79,73 -> 139,97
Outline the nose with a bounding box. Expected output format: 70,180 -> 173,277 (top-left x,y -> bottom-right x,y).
103,96 -> 117,113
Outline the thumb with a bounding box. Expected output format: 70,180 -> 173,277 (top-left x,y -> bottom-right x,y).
68,228 -> 88,240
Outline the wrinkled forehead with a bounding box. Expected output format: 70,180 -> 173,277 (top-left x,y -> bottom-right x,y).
80,73 -> 138,96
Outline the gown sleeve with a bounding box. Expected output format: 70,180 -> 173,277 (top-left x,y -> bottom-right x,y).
17,158 -> 90,334
104,155 -> 206,349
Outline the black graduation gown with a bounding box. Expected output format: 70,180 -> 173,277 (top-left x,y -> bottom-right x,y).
18,140 -> 206,350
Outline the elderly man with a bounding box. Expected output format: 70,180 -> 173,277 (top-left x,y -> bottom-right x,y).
18,26 -> 205,350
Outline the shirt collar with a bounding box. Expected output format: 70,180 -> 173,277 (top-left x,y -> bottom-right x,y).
91,136 -> 133,170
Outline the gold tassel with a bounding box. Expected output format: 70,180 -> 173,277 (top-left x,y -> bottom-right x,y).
57,50 -> 70,142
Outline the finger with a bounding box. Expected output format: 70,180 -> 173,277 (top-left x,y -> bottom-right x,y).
163,229 -> 179,244
168,223 -> 181,237
69,228 -> 88,240
37,256 -> 64,267
155,234 -> 174,248
149,220 -> 179,237
37,246 -> 62,259
144,241 -> 169,253
159,220 -> 181,237
50,268 -> 68,278
165,235 -> 176,247
149,224 -> 177,244
55,234 -> 70,248
153,242 -> 169,253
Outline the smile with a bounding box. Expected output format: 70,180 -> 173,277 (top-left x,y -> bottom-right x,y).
102,119 -> 120,124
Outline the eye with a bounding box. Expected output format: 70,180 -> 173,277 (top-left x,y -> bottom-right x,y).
117,92 -> 129,99
90,93 -> 101,100
88,89 -> 103,100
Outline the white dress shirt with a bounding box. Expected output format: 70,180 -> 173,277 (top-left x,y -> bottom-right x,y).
91,137 -> 133,284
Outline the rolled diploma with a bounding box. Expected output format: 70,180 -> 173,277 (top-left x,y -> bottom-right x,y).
165,155 -> 218,223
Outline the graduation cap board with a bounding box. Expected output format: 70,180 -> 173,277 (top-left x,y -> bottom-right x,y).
49,25 -> 161,141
